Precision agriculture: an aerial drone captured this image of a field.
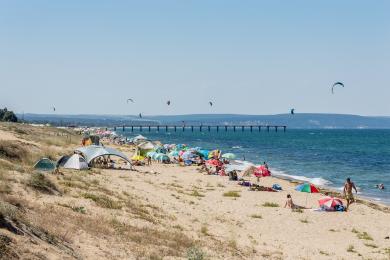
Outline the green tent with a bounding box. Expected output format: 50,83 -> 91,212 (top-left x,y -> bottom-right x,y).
33,158 -> 56,171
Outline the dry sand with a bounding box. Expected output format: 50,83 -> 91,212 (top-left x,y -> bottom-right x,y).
97,163 -> 390,259
1,124 -> 390,259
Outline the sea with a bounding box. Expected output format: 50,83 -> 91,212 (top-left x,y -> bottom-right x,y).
119,129 -> 390,205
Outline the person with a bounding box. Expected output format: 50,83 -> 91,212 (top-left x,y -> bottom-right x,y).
376,183 -> 385,190
284,194 -> 306,210
147,155 -> 152,166
343,178 -> 358,211
263,161 -> 269,169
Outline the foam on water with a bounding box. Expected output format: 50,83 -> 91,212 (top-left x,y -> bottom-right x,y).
271,169 -> 332,186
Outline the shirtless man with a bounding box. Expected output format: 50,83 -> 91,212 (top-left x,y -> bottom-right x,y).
343,178 -> 358,211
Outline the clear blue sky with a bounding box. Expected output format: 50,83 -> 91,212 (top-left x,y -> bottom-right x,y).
1,1 -> 389,116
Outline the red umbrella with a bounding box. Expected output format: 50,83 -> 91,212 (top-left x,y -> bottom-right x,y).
254,165 -> 271,177
318,197 -> 343,210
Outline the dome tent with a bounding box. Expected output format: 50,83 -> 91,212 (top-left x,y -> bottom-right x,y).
63,154 -> 89,170
33,158 -> 56,171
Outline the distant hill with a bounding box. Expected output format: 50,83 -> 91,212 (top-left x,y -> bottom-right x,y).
20,113 -> 390,129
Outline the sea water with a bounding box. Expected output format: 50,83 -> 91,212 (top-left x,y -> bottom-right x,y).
121,129 -> 390,204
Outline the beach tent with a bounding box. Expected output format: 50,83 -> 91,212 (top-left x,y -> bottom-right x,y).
33,158 -> 56,171
57,155 -> 70,167
137,141 -> 155,150
75,145 -> 131,164
63,154 -> 89,170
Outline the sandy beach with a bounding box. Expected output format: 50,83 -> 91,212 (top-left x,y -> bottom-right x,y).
1,123 -> 390,259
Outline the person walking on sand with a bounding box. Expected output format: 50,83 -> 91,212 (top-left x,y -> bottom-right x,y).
343,178 -> 358,211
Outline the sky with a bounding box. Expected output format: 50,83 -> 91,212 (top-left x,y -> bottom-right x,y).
1,0 -> 389,116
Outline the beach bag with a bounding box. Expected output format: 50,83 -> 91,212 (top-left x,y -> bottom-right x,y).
272,184 -> 282,191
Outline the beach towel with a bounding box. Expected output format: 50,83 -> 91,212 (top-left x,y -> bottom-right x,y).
238,181 -> 251,187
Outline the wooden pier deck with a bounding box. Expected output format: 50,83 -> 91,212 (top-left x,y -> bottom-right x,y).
112,125 -> 287,133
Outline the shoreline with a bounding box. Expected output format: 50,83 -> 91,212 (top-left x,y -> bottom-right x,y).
114,130 -> 390,208
270,171 -> 390,210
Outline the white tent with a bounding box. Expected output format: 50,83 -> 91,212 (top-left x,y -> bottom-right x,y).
137,141 -> 155,150
63,154 -> 89,170
75,145 -> 131,164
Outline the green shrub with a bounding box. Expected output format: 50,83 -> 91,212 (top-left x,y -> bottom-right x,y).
187,246 -> 205,260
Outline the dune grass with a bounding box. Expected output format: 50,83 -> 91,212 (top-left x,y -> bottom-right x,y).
347,245 -> 355,253
250,214 -> 262,219
299,218 -> 309,224
262,202 -> 279,207
82,193 -> 122,209
351,228 -> 374,241
223,191 -> 241,198
28,172 -> 59,194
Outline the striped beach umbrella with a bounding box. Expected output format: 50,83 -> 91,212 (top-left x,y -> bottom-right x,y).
318,197 -> 343,209
295,183 -> 320,193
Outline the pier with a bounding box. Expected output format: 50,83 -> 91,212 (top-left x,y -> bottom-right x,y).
111,125 -> 287,133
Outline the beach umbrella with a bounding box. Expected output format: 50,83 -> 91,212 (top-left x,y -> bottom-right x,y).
146,151 -> 157,158
255,165 -> 271,177
295,183 -> 320,193
208,150 -> 220,159
318,196 -> 343,210
156,154 -> 169,161
198,149 -> 209,158
222,153 -> 236,160
169,150 -> 180,157
182,151 -> 196,161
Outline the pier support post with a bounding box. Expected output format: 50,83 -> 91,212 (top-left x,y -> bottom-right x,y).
131,126 -> 133,132
140,126 -> 142,132
174,126 -> 177,132
284,126 -> 286,132
148,126 -> 151,132
250,126 -> 253,132
166,125 -> 168,132
225,126 -> 228,132
208,126 -> 211,132
242,126 -> 244,132
157,126 -> 160,132
217,126 -> 219,132
233,126 -> 236,132
191,126 -> 194,132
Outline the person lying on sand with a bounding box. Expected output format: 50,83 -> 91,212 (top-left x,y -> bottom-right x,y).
284,194 -> 308,210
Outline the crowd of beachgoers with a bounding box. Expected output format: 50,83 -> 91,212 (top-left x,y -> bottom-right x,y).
75,127 -> 358,212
